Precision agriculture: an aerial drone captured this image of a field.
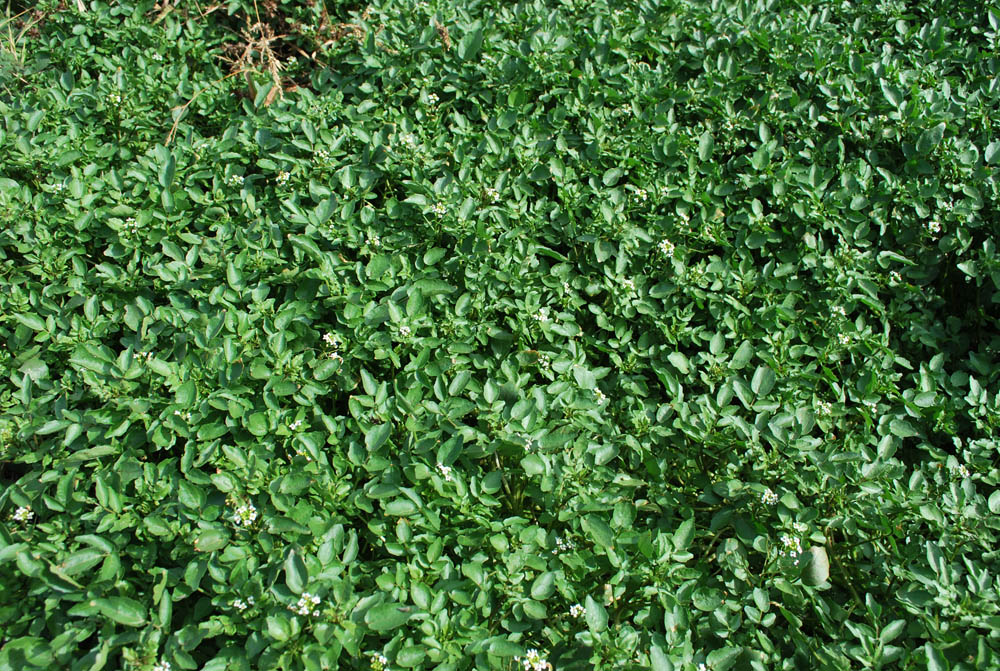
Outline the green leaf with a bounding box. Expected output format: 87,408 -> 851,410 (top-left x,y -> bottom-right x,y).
889,419 -> 918,438
488,639 -> 524,657
602,167 -> 624,187
584,595 -> 608,632
802,546 -> 830,586
365,603 -> 412,632
706,646 -> 742,671
284,549 -> 308,594
94,597 -> 147,627
583,515 -> 614,549
193,529 -> 228,553
18,358 -> 48,381
880,80 -> 902,107
246,412 -> 269,436
916,123 -> 945,154
651,645 -> 674,671
14,313 -> 46,331
751,365 -> 775,396
698,131 -> 715,161
672,517 -> 695,551
985,141 -> 1000,165
458,23 -> 484,61
925,643 -> 949,671
385,499 -> 417,516
530,571 -> 556,600
730,341 -> 753,369
158,153 -> 176,189
366,423 -> 392,451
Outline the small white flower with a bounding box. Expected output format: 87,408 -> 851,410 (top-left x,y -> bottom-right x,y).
426,92 -> 439,106
323,333 -> 342,348
367,233 -> 381,247
697,664 -> 708,671
152,662 -> 171,671
621,278 -> 636,291
400,134 -> 417,150
52,182 -> 65,193
289,592 -> 322,616
151,52 -> 164,62
328,351 -> 343,362
232,598 -> 249,611
569,603 -> 585,617
370,653 -> 389,671
225,174 -> 244,187
837,333 -> 851,346
431,202 -> 447,216
485,187 -> 500,202
276,170 -> 291,186
532,308 -> 550,323
633,188 -> 648,202
315,148 -> 331,162
437,462 -> 453,481
760,488 -> 779,506
816,400 -> 832,417
792,521 -> 808,534
537,354 -> 551,370
658,239 -> 675,257
12,506 -> 33,523
106,91 -> 122,106
831,305 -> 846,318
289,420 -> 303,431
954,464 -> 971,479
524,437 -> 535,451
233,503 -> 258,527
926,219 -> 941,235
593,388 -> 607,405
398,326 -> 411,338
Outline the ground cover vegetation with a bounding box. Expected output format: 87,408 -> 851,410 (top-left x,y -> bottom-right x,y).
1,0 -> 999,669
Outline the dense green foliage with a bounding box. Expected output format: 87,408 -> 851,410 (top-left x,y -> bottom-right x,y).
2,1 -> 1000,670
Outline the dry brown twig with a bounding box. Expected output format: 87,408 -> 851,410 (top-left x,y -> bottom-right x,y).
434,19 -> 451,51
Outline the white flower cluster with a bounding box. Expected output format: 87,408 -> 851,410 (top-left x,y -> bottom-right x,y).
173,410 -> 192,421
621,278 -> 636,291
569,603 -> 585,618
370,653 -> 389,671
315,148 -> 331,162
815,400 -> 832,417
926,219 -> 941,235
431,202 -> 447,216
779,533 -> 802,561
52,182 -> 66,193
225,174 -> 244,188
633,187 -> 648,202
426,92 -> 440,106
831,305 -> 846,318
533,308 -> 550,323
323,333 -> 342,349
289,592 -> 321,616
276,170 -> 290,186
12,506 -> 33,522
328,351 -> 343,362
367,233 -> 381,248
231,595 -> 255,611
697,664 -> 708,671
485,186 -> 500,202
152,661 -> 171,671
537,354 -> 551,371
152,52 -> 164,62
836,333 -> 851,346
953,464 -> 971,479
658,239 -> 675,257
400,134 -> 417,150
523,436 -> 535,452
289,419 -> 303,431
515,649 -> 552,671
106,91 -> 122,106
399,326 -> 412,338
233,503 -> 258,527
553,536 -> 575,553
863,399 -> 877,413
792,521 -> 808,535
122,217 -> 139,237
760,488 -> 779,506
593,388 -> 607,405
437,462 -> 453,481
